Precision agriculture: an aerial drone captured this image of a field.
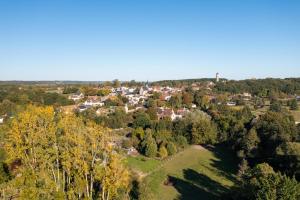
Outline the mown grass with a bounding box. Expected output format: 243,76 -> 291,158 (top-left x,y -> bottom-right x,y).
126,155 -> 161,174
291,110 -> 300,122
143,145 -> 238,200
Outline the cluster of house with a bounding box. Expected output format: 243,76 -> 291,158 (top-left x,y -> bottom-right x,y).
64,84 -> 257,121
157,107 -> 190,121
68,92 -> 84,101
156,86 -> 182,101
66,85 -> 185,114
68,92 -> 107,112
226,93 -> 253,106
65,83 -> 255,118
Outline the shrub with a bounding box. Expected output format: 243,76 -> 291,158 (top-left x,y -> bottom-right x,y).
158,146 -> 168,158
122,139 -> 132,149
166,142 -> 177,156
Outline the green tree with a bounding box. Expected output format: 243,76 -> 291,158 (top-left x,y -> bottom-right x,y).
63,87 -> 79,94
146,107 -> 158,120
194,91 -> 210,110
112,79 -> 121,88
158,146 -> 168,158
97,88 -> 111,96
132,112 -> 151,129
237,163 -> 300,200
256,111 -> 297,159
269,100 -> 282,112
141,131 -> 157,158
289,99 -> 298,110
175,135 -> 188,149
190,116 -> 217,145
169,94 -> 182,109
106,108 -> 127,129
132,127 -> 145,140
166,142 -> 177,156
241,128 -> 260,158
0,99 -> 16,116
237,159 -> 249,181
145,141 -> 157,158
276,142 -> 300,178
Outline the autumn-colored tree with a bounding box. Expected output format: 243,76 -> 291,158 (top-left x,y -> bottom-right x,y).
182,92 -> 193,107
3,105 -> 62,199
100,152 -> 130,200
1,105 -> 129,199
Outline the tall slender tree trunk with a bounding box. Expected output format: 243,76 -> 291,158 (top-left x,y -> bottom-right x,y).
90,175 -> 94,198
85,173 -> 90,198
51,167 -> 57,184
106,191 -> 110,200
56,157 -> 60,187
63,170 -> 66,191
102,187 -> 105,200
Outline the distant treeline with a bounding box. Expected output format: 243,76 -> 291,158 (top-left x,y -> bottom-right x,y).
152,78 -> 221,87
215,78 -> 300,95
0,81 -> 104,85
151,77 -> 300,96
0,86 -> 74,116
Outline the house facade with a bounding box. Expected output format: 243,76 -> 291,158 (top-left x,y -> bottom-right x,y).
84,97 -> 104,107
69,93 -> 84,101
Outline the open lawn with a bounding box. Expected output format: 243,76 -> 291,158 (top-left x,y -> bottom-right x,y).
230,105 -> 244,111
252,105 -> 269,117
138,145 -> 238,200
126,155 -> 161,174
291,110 -> 300,122
252,105 -> 300,123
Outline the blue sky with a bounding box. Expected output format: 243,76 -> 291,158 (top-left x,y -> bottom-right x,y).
0,0 -> 299,81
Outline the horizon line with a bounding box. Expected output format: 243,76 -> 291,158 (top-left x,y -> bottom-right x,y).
0,76 -> 300,83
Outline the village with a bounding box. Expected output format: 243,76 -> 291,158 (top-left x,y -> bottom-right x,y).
59,74 -> 257,122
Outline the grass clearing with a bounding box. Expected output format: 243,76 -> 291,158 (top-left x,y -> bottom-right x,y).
142,145 -> 238,200
290,107 -> 300,122
126,155 -> 161,174
230,105 -> 244,111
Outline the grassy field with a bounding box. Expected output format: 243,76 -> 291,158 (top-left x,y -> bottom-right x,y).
291,110 -> 300,122
137,145 -> 238,200
252,102 -> 300,122
126,155 -> 161,174
291,102 -> 300,122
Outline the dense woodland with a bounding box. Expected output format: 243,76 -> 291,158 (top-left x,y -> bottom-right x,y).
0,78 -> 299,199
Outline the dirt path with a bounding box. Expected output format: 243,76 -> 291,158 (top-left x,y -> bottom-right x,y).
192,144 -> 206,150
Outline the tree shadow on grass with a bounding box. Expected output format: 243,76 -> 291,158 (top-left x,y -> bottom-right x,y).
168,169 -> 229,200
206,145 -> 239,183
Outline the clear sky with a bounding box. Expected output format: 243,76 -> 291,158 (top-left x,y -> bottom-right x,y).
0,0 -> 299,81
